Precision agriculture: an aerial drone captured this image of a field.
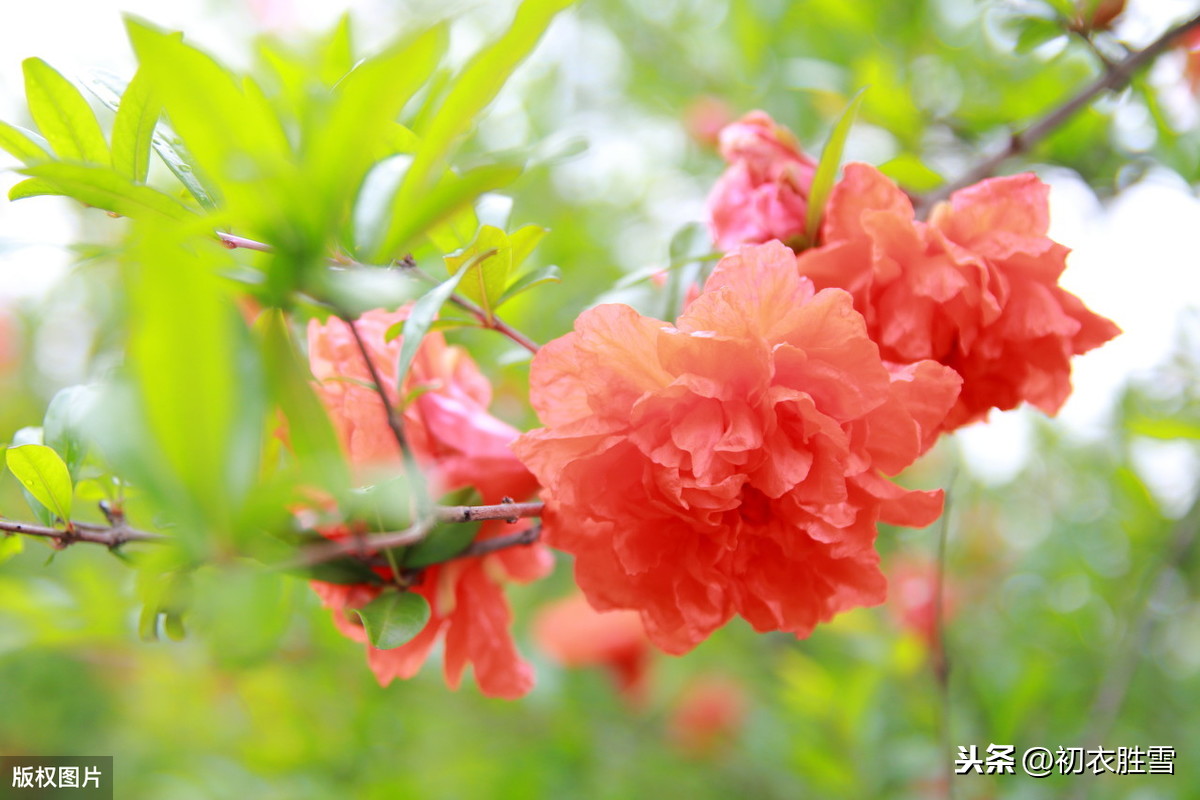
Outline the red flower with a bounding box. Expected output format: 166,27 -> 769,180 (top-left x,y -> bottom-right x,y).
514,241 -> 961,654
886,555 -> 957,650
796,164 -> 1120,431
667,676 -> 749,757
533,592 -> 653,704
307,309 -> 551,698
706,111 -> 817,251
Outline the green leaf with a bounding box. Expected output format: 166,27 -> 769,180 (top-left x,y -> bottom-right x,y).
353,591 -> 431,649
444,225 -> 512,319
395,261 -> 473,387
7,444 -> 74,522
497,264 -> 561,307
507,224 -> 547,270
255,311 -> 350,491
44,385 -> 98,483
401,522 -> 479,568
8,178 -> 65,202
23,57 -> 109,164
878,153 -> 944,192
371,0 -> 574,260
364,163 -> 521,261
19,162 -> 195,222
111,68 -> 161,183
292,557 -> 385,585
805,88 -> 866,246
0,121 -> 52,164
1014,16 -> 1066,54
0,535 -> 22,565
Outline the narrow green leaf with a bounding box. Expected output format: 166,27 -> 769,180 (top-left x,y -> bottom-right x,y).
1014,16 -> 1066,54
19,162 -> 194,221
0,121 -> 52,164
353,591 -> 431,649
23,58 -> 109,164
6,444 -> 74,522
497,264 -> 561,307
82,69 -> 216,209
402,522 -> 479,568
371,0 -> 574,260
444,225 -> 512,319
291,557 -> 384,585
8,178 -> 65,201
369,164 -> 521,258
0,535 -> 22,565
804,88 -> 866,245
395,261 -> 475,387
111,68 -> 161,182
508,224 -> 547,270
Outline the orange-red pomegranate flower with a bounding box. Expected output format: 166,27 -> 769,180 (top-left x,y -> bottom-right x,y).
514,242 -> 961,654
706,111 -> 817,251
307,309 -> 550,699
796,164 -> 1120,431
534,592 -> 653,705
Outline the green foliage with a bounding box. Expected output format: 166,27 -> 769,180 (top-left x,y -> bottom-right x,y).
6,444 -> 73,523
353,591 -> 432,649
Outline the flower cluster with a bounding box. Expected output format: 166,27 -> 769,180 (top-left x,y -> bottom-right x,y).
706,111 -> 816,251
514,242 -> 961,653
307,309 -> 551,699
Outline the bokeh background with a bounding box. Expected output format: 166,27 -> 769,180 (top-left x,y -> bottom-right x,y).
0,0 -> 1198,797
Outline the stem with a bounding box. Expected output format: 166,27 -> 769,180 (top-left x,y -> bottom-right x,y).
918,10 -> 1200,214
341,313 -> 430,510
407,265 -> 540,354
0,518 -> 165,548
459,525 -> 541,558
435,501 -> 544,524
216,232 -> 541,355
1066,489 -> 1200,800
932,474 -> 956,799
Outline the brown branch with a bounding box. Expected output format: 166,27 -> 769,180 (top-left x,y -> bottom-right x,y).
918,10 -> 1200,214
435,500 -> 544,524
289,503 -> 545,570
216,232 -> 541,355
404,265 -> 540,355
459,525 -> 541,558
0,518 -> 166,548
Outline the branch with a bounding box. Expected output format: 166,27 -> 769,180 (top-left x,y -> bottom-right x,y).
918,10 -> 1200,214
216,233 -> 541,355
0,518 -> 166,548
402,264 -> 540,355
289,503 -> 545,569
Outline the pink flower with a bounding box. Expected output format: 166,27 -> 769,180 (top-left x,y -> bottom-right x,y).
534,592 -> 653,704
668,676 -> 749,757
514,242 -> 961,655
306,309 -> 551,698
795,164 -> 1120,431
706,111 -> 817,251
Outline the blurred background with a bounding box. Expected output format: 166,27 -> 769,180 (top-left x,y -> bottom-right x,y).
0,0 -> 1198,797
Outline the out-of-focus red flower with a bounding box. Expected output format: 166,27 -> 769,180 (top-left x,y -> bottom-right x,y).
795,164 -> 1120,431
886,555 -> 957,649
706,111 -> 817,251
668,676 -> 749,757
514,241 -> 961,654
307,309 -> 551,699
534,592 -> 653,704
1071,0 -> 1126,32
1184,27 -> 1200,93
684,96 -> 734,148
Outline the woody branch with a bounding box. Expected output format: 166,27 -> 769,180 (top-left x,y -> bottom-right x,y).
917,10 -> 1200,214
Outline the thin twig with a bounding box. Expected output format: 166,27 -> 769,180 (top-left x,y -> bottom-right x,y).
0,518 -> 165,548
216,232 -> 541,354
459,525 -> 541,558
918,10 -> 1200,214
405,265 -> 540,354
932,472 -> 957,799
435,500 -> 544,524
287,518 -> 436,569
1065,491 -> 1200,800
